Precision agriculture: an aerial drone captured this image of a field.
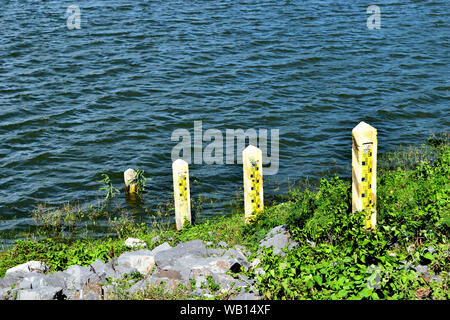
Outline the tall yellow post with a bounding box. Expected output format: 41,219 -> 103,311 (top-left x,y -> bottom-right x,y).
172,159 -> 191,230
124,168 -> 137,194
243,145 -> 264,223
352,121 -> 377,230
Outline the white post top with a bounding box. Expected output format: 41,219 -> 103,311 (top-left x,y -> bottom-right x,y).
124,168 -> 137,186
172,159 -> 188,169
243,144 -> 261,154
352,121 -> 376,133
352,121 -> 377,146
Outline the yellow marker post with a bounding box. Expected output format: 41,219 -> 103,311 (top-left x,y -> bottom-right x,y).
352,121 -> 377,230
124,168 -> 138,194
172,159 -> 191,230
243,145 -> 264,223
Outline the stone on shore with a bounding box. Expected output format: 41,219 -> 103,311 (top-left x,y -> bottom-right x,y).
17,286 -> 63,300
117,249 -> 155,275
154,240 -> 207,269
0,238 -> 261,300
258,225 -> 298,256
6,261 -> 49,276
64,265 -> 101,291
151,242 -> 172,255
18,273 -> 47,290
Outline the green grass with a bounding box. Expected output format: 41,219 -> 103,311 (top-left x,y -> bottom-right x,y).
0,134 -> 448,300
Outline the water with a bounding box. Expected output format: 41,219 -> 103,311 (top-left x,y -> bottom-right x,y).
1,0 -> 449,242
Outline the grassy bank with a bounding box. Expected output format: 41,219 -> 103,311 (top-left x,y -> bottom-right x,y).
0,134 -> 448,300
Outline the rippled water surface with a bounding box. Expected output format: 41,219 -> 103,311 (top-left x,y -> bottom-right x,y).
1,0 -> 449,241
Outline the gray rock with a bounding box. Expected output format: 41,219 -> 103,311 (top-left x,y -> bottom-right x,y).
152,249 -> 247,287
176,240 -> 207,257
414,265 -> 429,275
16,286 -> 63,300
104,258 -> 139,280
44,271 -> 69,290
154,240 -> 207,269
430,273 -> 443,283
192,288 -> 208,297
206,248 -> 227,256
151,242 -> 171,255
169,255 -> 208,282
189,267 -> 213,289
0,272 -> 27,289
151,235 -> 160,243
80,281 -> 103,300
92,258 -> 137,281
266,225 -> 287,238
238,274 -> 255,286
146,276 -> 182,293
306,239 -> 316,248
89,260 -> 108,279
18,273 -> 47,290
6,261 -> 49,276
0,287 -> 10,300
234,245 -> 249,254
222,248 -> 250,270
191,274 -> 208,289
217,241 -> 228,248
250,258 -> 261,270
255,268 -> 265,276
287,241 -> 299,251
397,261 -> 413,271
117,249 -> 155,275
259,225 -> 298,256
211,273 -> 241,293
64,265 -> 100,291
0,239 -> 264,300
128,278 -> 151,295
366,265 -> 381,290
63,289 -> 78,300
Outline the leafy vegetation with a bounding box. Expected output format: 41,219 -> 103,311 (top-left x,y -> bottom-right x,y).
131,169 -> 147,195
251,134 -> 449,300
97,173 -> 120,201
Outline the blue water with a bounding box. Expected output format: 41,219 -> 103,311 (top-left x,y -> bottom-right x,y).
0,0 -> 449,241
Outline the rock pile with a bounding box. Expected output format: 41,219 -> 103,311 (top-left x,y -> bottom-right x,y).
0,241 -> 259,300
0,225 -> 301,300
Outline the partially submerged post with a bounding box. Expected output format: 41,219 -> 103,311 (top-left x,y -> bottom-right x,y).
172,159 -> 191,230
352,121 -> 378,230
242,145 -> 264,223
124,168 -> 137,194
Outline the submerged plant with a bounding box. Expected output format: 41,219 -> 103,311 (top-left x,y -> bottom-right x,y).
130,169 -> 147,195
98,173 -> 120,201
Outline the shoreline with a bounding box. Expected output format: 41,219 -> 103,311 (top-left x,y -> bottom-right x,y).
0,135 -> 448,300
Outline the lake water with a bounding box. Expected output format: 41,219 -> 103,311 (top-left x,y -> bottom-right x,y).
0,0 -> 449,242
